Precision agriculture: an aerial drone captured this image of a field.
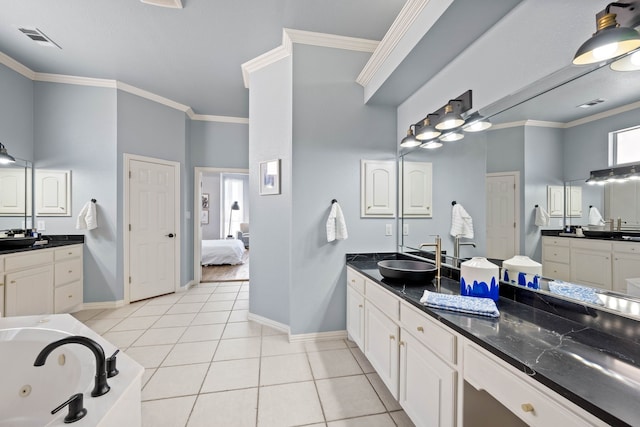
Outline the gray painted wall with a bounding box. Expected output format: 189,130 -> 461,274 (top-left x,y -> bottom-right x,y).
190,121 -> 249,169
0,64 -> 33,162
201,173 -> 222,240
33,82 -> 119,303
248,55 -> 293,327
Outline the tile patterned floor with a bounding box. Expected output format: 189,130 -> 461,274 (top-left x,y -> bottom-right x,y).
72,282 -> 415,427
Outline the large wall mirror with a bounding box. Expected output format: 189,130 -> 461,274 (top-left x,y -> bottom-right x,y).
398,50 -> 640,319
0,159 -> 33,231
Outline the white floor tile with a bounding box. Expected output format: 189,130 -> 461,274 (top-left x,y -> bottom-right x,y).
93,304 -> 144,319
178,293 -> 210,303
101,330 -> 145,348
326,413 -> 395,427
133,327 -> 187,346
258,381 -> 324,427
144,294 -> 183,306
142,368 -> 155,388
227,309 -> 249,322
350,347 -> 375,374
207,293 -> 237,302
188,388 -> 258,427
304,339 -> 348,353
201,358 -> 259,393
185,286 -> 216,294
201,301 -> 235,312
221,321 -> 262,339
152,313 -> 197,328
237,291 -> 249,300
179,324 -> 225,342
130,304 -> 172,317
307,349 -> 362,379
166,303 -> 204,315
162,341 -> 218,366
214,284 -> 241,293
233,299 -> 249,310
260,325 -> 286,336
191,311 -> 230,325
389,411 -> 416,427
110,315 -> 161,332
124,344 -> 173,368
83,318 -> 121,335
142,395 -> 196,427
260,353 -> 313,386
71,308 -> 105,321
142,363 -> 209,400
316,375 -> 386,421
367,373 -> 402,411
213,337 -> 261,361
261,335 -> 306,357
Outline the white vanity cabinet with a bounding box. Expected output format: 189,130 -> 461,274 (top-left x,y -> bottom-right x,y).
541,237 -> 571,281
612,242 -> 640,293
2,245 -> 83,317
346,269 -> 365,349
570,239 -> 612,290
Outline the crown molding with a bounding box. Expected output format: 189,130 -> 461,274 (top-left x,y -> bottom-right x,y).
34,73 -> 117,88
489,120 -> 564,130
356,0 -> 430,87
187,111 -> 249,124
0,50 -> 36,79
565,100 -> 640,128
116,81 -> 190,112
241,44 -> 291,89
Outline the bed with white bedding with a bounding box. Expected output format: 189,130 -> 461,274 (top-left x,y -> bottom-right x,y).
201,239 -> 246,265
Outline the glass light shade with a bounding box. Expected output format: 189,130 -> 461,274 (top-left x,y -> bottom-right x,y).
439,131 -> 464,142
610,49 -> 640,71
415,118 -> 441,140
573,24 -> 640,65
435,104 -> 464,130
400,128 -> 421,148
420,140 -> 443,150
463,118 -> 492,132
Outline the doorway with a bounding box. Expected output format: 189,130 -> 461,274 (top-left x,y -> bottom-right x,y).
486,172 -> 520,260
194,167 -> 249,283
124,154 -> 181,303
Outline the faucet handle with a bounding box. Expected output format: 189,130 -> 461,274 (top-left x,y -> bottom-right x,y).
51,393 -> 87,423
106,349 -> 120,378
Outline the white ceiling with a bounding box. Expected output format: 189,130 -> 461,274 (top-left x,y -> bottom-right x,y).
0,0 -> 405,118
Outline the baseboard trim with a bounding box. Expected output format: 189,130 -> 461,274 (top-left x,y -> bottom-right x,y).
181,280 -> 197,292
81,300 -> 126,310
288,330 -> 348,343
247,312 -> 290,335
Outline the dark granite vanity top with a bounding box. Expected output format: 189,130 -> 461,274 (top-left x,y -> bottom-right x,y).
542,228 -> 640,242
347,252 -> 640,427
0,235 -> 84,255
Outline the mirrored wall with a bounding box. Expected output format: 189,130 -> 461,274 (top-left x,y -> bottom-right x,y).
0,159 -> 33,231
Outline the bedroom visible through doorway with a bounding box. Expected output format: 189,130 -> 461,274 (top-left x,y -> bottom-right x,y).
194,167 -> 249,283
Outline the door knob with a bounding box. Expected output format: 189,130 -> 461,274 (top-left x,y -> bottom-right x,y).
166,233 -> 175,238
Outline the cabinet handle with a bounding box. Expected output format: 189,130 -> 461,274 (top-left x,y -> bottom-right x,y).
68,295 -> 73,298
68,270 -> 73,274
10,280 -> 16,284
389,335 -> 395,341
68,252 -> 72,255
521,403 -> 534,413
351,279 -> 355,283
417,326 -> 424,332
399,341 -> 405,346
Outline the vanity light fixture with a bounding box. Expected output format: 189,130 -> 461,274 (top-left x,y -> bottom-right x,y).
586,163 -> 640,184
415,116 -> 441,140
439,130 -> 464,142
0,143 -> 16,165
573,2 -> 640,65
421,140 -> 443,150
462,113 -> 492,132
435,102 -> 465,131
400,126 -> 421,148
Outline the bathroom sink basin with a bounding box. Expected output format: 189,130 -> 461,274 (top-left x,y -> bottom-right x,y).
0,237 -> 37,250
377,260 -> 437,283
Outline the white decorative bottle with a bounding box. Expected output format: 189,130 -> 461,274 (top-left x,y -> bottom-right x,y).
460,257 -> 500,301
502,255 -> 542,289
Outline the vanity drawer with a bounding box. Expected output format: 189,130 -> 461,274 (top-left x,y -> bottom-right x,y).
347,267 -> 365,295
571,239 -> 611,252
464,343 -> 602,427
55,258 -> 83,287
542,237 -> 570,248
542,245 -> 570,263
5,250 -> 53,271
54,280 -> 83,313
401,301 -> 456,365
612,242 -> 640,255
542,261 -> 570,281
55,245 -> 82,261
365,280 -> 399,321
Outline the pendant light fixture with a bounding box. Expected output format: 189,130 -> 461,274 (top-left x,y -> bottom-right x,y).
435,103 -> 464,131
610,48 -> 640,70
573,3 -> 640,65
0,143 -> 16,164
439,130 -> 464,142
462,113 -> 492,132
400,126 -> 421,148
415,116 -> 441,140
421,140 -> 443,150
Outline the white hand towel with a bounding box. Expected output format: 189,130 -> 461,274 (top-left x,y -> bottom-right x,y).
76,201 -> 98,230
534,206 -> 550,226
588,206 -> 605,226
450,204 -> 474,239
326,202 -> 348,242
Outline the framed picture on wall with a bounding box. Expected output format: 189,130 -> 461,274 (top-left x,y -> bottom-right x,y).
259,159 -> 281,195
200,210 -> 209,224
201,193 -> 210,209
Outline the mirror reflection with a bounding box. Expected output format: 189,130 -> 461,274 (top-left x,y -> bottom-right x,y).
398,53 -> 640,319
0,158 -> 33,232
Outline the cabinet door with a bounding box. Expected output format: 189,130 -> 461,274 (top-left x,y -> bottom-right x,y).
612,252 -> 640,293
346,285 -> 365,350
361,160 -> 396,217
547,186 -> 564,217
401,161 -> 432,217
5,266 -> 54,316
364,301 -> 399,398
570,248 -> 612,290
0,167 -> 31,215
565,186 -> 582,217
399,331 -> 456,427
35,170 -> 71,216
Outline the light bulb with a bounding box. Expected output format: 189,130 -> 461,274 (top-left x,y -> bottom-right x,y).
593,42 -> 618,60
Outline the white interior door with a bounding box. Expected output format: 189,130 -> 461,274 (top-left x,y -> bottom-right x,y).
486,173 -> 518,260
129,158 -> 177,302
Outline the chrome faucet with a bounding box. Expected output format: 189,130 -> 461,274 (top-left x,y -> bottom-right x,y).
419,235 -> 441,289
34,336 -> 110,397
454,235 -> 476,260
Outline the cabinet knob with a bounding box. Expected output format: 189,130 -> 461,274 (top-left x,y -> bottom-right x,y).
399,341 -> 405,347
521,403 -> 534,413
68,295 -> 73,298
351,279 -> 355,283
10,280 -> 16,284
389,335 -> 395,341
417,326 -> 424,332
358,304 -> 363,308
68,270 -> 73,274
68,252 -> 72,255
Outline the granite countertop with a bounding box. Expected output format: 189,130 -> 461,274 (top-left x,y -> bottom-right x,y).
347,253 -> 640,427
0,235 -> 84,255
541,229 -> 640,242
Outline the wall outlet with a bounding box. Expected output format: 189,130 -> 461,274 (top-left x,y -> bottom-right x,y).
37,220 -> 46,231
403,224 -> 409,236
385,224 -> 393,236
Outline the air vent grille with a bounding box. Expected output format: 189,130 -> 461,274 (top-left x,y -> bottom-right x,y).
140,0 -> 183,8
18,27 -> 61,48
577,98 -> 606,108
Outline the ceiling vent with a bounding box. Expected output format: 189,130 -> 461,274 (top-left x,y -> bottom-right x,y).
140,0 -> 183,8
18,27 -> 61,48
577,98 -> 606,108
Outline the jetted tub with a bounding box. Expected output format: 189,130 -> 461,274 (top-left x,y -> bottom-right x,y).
0,314 -> 144,426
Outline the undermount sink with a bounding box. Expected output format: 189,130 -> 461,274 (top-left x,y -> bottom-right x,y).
0,237 -> 37,250
377,260 -> 437,283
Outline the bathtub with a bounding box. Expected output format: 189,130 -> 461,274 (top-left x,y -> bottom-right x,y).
0,314 -> 144,426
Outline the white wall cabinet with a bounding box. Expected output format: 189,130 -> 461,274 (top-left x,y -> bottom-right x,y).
0,167 -> 32,216
35,169 -> 72,216
547,185 -> 564,217
361,160 -> 396,218
401,161 -> 432,217
2,245 -> 83,317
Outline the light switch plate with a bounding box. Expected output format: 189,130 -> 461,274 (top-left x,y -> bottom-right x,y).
403,224 -> 409,236
385,224 -> 393,236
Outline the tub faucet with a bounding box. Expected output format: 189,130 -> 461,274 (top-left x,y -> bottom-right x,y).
34,336 -> 110,397
419,235 -> 441,289
454,235 -> 476,261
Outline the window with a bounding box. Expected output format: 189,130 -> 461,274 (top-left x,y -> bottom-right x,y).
611,125 -> 640,166
221,174 -> 249,238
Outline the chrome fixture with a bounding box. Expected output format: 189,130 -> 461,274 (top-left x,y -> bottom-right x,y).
435,102 -> 464,131
34,335 -> 110,397
0,143 -> 16,164
400,126 -> 421,148
573,2 -> 640,66
415,115 -> 441,140
227,201 -> 240,238
611,47 -> 640,70
454,235 -> 476,261
419,235 -> 441,290
586,163 -> 640,184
